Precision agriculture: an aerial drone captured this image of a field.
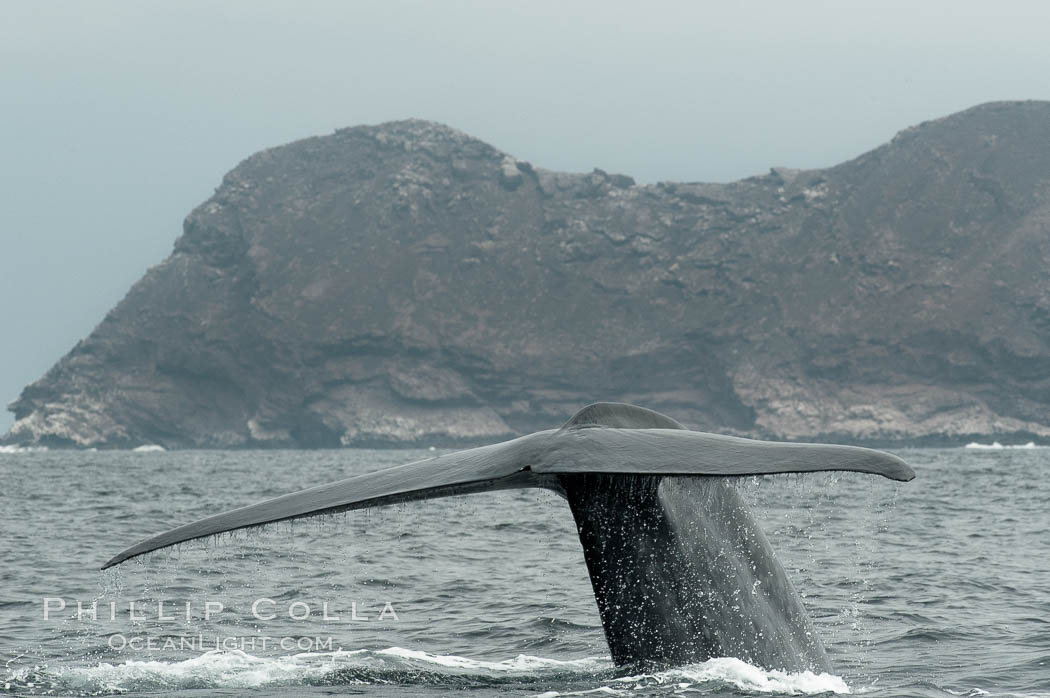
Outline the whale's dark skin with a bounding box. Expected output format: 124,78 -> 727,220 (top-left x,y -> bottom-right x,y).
103,403 -> 913,672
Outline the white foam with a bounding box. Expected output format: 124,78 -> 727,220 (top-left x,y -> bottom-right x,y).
0,444 -> 48,453
535,657 -> 850,697
26,648 -> 611,694
377,646 -> 604,672
132,444 -> 166,452
616,657 -> 849,695
535,687 -> 625,697
55,649 -> 338,693
8,650 -> 849,695
964,441 -> 1039,449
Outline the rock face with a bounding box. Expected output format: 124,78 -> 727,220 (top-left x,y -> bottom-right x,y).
7,101 -> 1050,448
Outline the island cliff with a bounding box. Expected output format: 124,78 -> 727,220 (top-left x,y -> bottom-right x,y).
7,101 -> 1050,448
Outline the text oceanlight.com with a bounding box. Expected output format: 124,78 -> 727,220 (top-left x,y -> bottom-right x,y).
107,634 -> 340,652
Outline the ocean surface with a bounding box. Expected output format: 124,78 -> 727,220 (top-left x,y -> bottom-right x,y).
1,446 -> 1047,697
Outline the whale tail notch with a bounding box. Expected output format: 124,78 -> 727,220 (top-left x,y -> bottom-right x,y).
102,402 -> 913,671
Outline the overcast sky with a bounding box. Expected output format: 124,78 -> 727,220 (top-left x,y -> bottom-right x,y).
3,1 -> 1050,433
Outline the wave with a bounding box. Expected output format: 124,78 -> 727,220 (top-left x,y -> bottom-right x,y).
0,444 -> 48,454
5,648 -> 607,695
131,444 -> 166,452
606,657 -> 850,695
964,442 -> 1040,450
2,648 -> 850,696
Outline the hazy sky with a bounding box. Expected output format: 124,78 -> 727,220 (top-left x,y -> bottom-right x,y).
3,1 -> 1050,433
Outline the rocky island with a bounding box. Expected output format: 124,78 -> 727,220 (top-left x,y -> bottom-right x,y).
6,101 -> 1050,448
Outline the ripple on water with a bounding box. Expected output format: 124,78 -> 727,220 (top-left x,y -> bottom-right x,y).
2,448 -> 1049,698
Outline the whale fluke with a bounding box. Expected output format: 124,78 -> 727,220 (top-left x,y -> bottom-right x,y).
100,437 -> 558,569
102,402 -> 913,671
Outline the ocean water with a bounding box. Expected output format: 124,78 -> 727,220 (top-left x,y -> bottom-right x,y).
1,447 -> 1047,697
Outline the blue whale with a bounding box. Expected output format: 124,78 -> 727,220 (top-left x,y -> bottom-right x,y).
104,402 -> 913,672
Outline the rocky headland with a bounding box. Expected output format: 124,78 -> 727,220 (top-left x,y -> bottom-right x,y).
7,101 -> 1050,448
